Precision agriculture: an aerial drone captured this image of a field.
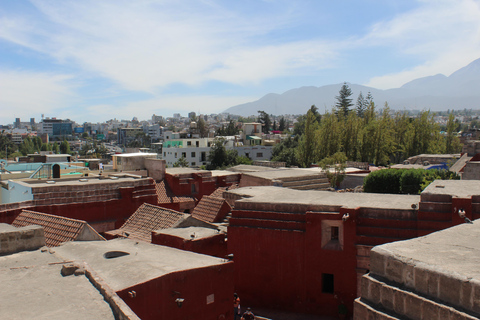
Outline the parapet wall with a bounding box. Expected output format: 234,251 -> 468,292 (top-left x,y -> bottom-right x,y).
0,225 -> 45,255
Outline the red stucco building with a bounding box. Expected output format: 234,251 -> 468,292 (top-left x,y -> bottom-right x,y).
226,181 -> 480,318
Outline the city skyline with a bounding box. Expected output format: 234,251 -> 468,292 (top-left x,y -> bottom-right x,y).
1,0 -> 480,124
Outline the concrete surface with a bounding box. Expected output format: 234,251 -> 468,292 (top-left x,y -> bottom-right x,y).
422,179 -> 480,198
157,226 -> 220,240
228,186 -> 420,210
54,238 -> 228,291
0,249 -> 115,320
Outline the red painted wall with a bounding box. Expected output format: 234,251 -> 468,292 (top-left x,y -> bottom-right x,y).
0,185 -> 158,231
117,262 -> 234,320
165,172 -> 241,200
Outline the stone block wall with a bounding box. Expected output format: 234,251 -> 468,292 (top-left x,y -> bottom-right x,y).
354,247 -> 480,319
0,225 -> 45,255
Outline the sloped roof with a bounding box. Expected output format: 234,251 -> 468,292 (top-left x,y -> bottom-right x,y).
106,203 -> 185,242
191,195 -> 232,223
12,210 -> 103,247
155,180 -> 196,204
209,185 -> 238,199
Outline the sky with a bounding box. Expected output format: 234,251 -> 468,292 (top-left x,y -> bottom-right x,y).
1,0 -> 480,125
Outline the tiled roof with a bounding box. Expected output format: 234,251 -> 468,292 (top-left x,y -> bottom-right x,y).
155,180 -> 196,204
107,203 -> 185,243
191,195 -> 232,223
13,210 -> 87,247
209,185 -> 238,199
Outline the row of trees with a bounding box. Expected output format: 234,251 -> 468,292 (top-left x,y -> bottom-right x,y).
273,87 -> 462,168
0,134 -> 73,159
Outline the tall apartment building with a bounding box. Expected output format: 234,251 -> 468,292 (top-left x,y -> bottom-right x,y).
38,118 -> 74,139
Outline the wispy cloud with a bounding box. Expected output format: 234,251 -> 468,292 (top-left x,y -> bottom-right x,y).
0,0 -> 338,92
363,0 -> 480,88
0,69 -> 74,124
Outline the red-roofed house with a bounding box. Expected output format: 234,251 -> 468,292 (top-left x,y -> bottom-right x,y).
105,203 -> 186,243
155,180 -> 196,212
12,210 -> 105,247
191,195 -> 232,223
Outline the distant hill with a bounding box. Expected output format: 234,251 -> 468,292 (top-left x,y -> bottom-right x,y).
223,58 -> 480,116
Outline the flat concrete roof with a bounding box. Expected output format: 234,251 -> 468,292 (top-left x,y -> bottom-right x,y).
210,170 -> 239,177
374,219 -> 480,281
242,168 -> 324,180
156,226 -> 220,240
228,165 -> 278,173
0,250 -> 115,320
114,153 -> 157,157
422,180 -> 480,198
54,238 -> 227,291
228,186 -> 420,210
15,175 -> 146,187
166,167 -> 207,175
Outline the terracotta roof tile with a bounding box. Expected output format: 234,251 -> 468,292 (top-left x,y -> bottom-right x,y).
107,203 -> 185,243
155,180 -> 196,205
191,195 -> 232,223
13,210 -> 87,247
209,185 -> 238,199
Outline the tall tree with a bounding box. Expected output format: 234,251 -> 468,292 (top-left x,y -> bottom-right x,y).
335,82 -> 354,117
279,117 -> 287,132
197,117 -> 208,138
257,111 -> 271,134
207,138 -> 228,169
60,139 -> 71,154
297,110 -> 319,167
356,92 -> 367,118
225,120 -> 239,136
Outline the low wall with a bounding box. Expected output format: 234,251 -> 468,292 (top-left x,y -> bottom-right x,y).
0,225 -> 45,255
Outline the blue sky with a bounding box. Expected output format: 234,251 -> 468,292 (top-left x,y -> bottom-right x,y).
1,0 -> 480,125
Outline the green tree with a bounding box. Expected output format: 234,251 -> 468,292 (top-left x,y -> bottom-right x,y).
335,82 -> 354,117
319,152 -> 347,188
257,111 -> 271,134
0,131 -> 16,159
207,138 -> 228,170
173,156 -> 189,167
297,109 -> 319,167
225,120 -> 239,136
60,139 -> 71,154
53,142 -> 60,154
279,117 -> 287,132
356,92 -> 367,118
197,117 -> 208,138
317,112 -> 341,160
271,136 -> 300,167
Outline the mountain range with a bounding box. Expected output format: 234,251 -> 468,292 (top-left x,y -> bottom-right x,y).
223,58 -> 480,116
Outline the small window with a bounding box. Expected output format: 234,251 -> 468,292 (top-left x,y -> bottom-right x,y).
163,152 -> 166,157
201,152 -> 206,161
191,152 -> 196,157
187,141 -> 192,146
182,152 -> 186,158
191,162 -> 196,166
257,152 -> 263,157
196,141 -> 199,147
175,153 -> 177,158
322,273 -> 334,294
331,227 -> 339,241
